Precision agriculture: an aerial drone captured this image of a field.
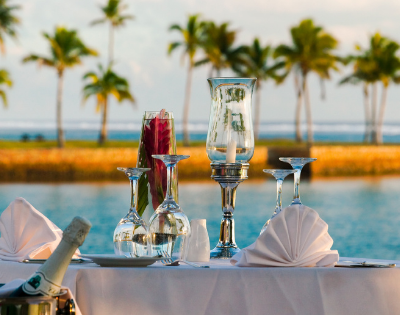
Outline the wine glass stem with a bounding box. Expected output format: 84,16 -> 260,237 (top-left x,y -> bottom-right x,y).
293,168 -> 302,204
129,178 -> 138,210
275,179 -> 283,214
166,165 -> 175,201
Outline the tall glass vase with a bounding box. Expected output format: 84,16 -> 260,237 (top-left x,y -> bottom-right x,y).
136,110 -> 178,219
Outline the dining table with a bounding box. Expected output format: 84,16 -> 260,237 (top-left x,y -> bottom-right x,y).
1,257 -> 399,315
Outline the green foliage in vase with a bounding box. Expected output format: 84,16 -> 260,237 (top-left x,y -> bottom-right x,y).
137,130 -> 149,217
23,26 -> 98,148
82,63 -> 135,145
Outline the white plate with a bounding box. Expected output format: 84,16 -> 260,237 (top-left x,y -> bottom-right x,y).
79,254 -> 162,267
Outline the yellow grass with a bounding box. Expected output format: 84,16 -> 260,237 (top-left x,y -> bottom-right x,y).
311,146 -> 400,176
0,145 -> 399,181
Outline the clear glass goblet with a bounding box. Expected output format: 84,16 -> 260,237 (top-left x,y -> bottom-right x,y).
260,169 -> 296,234
149,155 -> 190,261
113,167 -> 151,257
279,157 -> 317,205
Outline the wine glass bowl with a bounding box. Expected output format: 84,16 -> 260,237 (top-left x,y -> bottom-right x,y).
261,169 -> 296,234
279,157 -> 317,205
149,155 -> 190,260
113,167 -> 151,257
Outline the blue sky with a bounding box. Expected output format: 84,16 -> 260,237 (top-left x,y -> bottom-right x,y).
2,0 -> 400,124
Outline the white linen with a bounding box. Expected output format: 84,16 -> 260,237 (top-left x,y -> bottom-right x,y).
1,258 -> 400,315
0,197 -> 79,261
0,278 -> 82,315
231,204 -> 339,267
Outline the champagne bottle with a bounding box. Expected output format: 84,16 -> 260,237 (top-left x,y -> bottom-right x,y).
10,216 -> 91,297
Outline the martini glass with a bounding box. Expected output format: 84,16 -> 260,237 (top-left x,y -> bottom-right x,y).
113,167 -> 151,257
279,157 -> 317,205
260,169 -> 296,234
149,155 -> 190,260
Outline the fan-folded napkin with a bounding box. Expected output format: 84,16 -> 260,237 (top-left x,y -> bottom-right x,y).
0,278 -> 82,315
231,204 -> 339,267
0,197 -> 80,262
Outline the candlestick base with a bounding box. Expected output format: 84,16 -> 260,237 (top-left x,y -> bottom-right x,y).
210,162 -> 249,259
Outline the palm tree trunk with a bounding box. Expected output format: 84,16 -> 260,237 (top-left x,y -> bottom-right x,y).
302,74 -> 313,144
109,22 -> 114,64
370,83 -> 378,143
56,71 -> 65,148
99,97 -> 108,145
363,83 -> 371,143
254,80 -> 262,141
376,84 -> 388,145
294,74 -> 303,142
320,78 -> 326,100
182,62 -> 193,147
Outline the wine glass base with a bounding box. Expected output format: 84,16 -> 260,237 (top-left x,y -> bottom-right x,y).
210,246 -> 240,259
291,198 -> 302,205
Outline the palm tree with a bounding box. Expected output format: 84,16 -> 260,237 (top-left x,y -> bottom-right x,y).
196,21 -> 244,77
0,0 -> 19,54
0,68 -> 11,106
369,34 -> 400,144
274,19 -> 339,144
168,14 -> 204,146
0,0 -> 20,109
339,46 -> 379,142
91,0 -> 133,63
82,64 -> 135,145
235,38 -> 285,140
23,26 -> 98,148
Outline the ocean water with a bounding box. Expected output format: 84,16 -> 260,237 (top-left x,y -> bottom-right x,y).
2,120 -> 400,142
0,177 -> 399,260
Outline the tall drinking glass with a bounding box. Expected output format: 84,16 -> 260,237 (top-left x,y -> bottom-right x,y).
113,167 -> 151,257
136,110 -> 177,219
261,169 -> 296,234
279,157 -> 317,205
148,155 -> 190,260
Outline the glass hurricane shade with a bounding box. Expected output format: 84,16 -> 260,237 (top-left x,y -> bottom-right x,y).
206,77 -> 257,163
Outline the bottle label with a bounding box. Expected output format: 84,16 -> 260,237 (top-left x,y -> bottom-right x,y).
22,271 -> 61,296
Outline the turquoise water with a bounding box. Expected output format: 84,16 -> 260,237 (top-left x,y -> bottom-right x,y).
0,177 -> 399,260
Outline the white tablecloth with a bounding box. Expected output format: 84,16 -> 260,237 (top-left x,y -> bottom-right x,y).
1,257 -> 400,315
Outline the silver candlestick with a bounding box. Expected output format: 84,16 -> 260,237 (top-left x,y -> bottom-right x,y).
210,162 -> 249,259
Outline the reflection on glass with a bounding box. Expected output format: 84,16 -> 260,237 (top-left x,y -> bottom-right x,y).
113,167 -> 151,257
149,155 -> 190,261
206,78 -> 256,163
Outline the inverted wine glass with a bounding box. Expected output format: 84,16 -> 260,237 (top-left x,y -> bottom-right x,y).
148,155 -> 190,261
113,167 -> 151,257
279,157 -> 317,205
260,169 -> 296,234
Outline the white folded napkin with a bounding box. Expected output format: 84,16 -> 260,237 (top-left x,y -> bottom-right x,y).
0,197 -> 80,262
0,278 -> 82,315
231,204 -> 339,267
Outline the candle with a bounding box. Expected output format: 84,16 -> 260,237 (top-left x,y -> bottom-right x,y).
226,139 -> 237,163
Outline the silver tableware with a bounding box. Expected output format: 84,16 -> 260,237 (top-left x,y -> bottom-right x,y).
158,250 -> 210,268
